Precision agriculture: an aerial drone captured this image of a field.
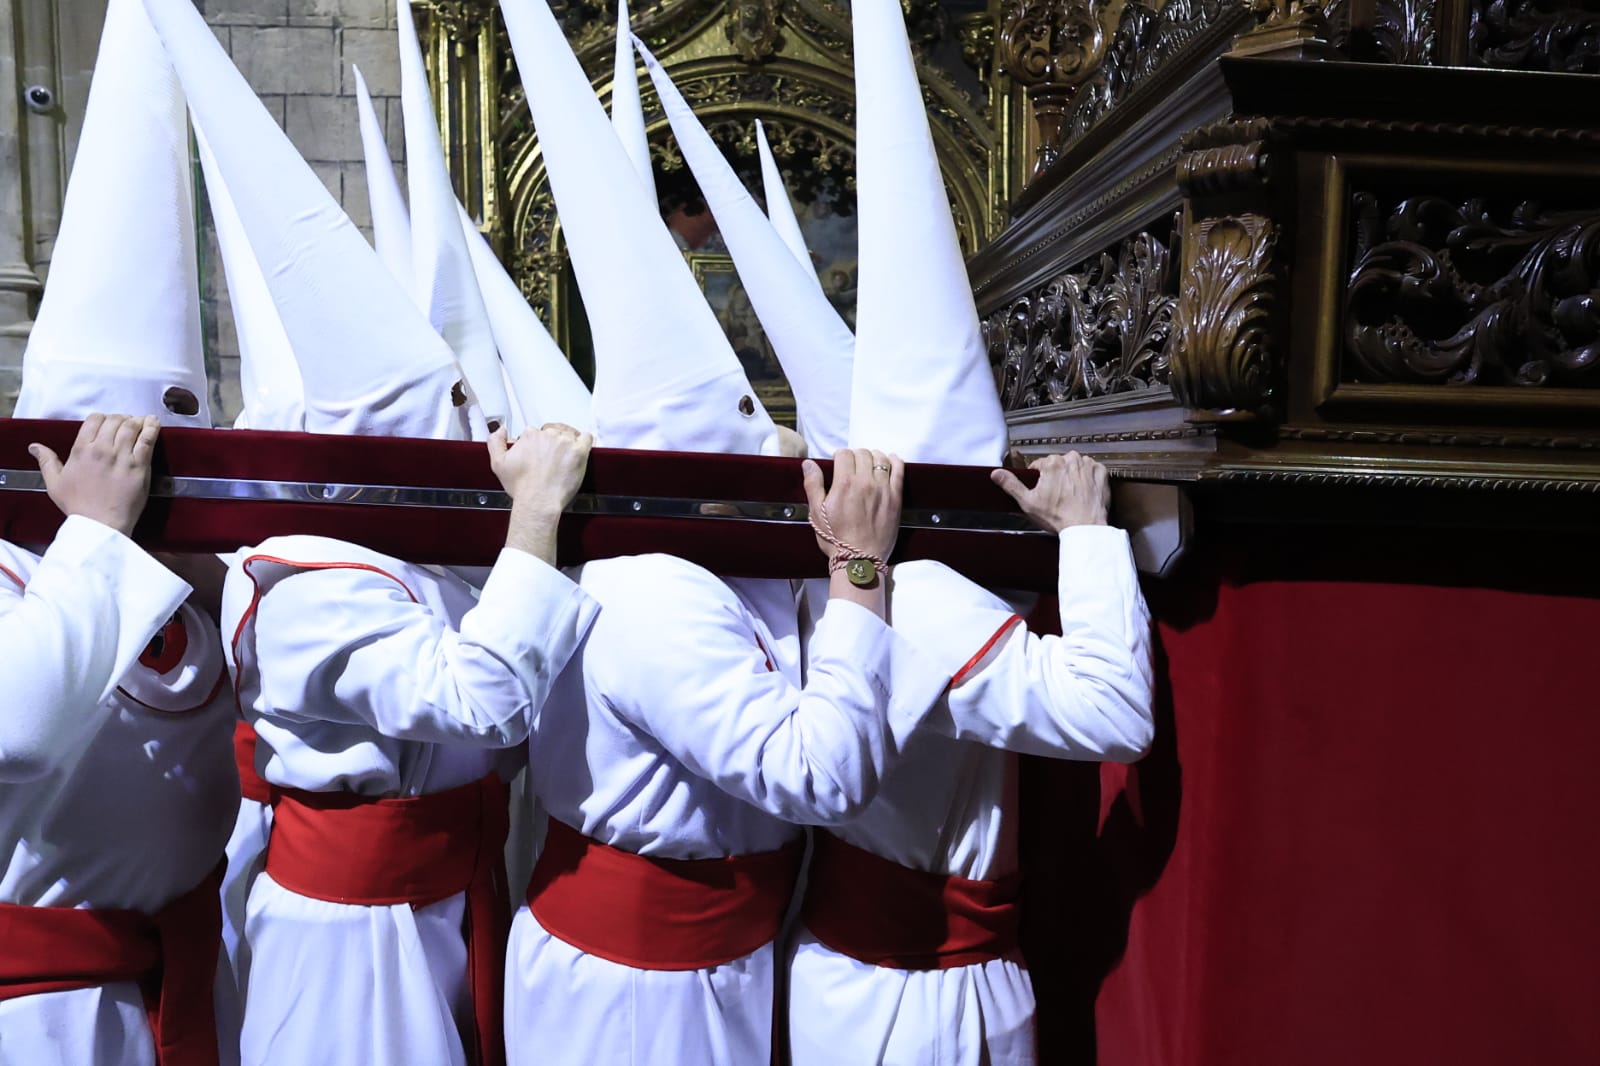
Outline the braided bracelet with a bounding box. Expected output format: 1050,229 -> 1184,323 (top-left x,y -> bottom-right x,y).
811,503 -> 887,588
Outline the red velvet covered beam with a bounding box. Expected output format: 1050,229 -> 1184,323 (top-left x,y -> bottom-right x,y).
0,419 -> 1059,588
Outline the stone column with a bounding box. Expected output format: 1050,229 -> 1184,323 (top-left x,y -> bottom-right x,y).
0,0 -> 42,411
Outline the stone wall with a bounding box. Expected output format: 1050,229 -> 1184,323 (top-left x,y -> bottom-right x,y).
201,0 -> 406,423
0,0 -> 402,420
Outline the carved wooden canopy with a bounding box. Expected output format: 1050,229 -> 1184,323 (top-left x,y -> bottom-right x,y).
974,0 -> 1600,539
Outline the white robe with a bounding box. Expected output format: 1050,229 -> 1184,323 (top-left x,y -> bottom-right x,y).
788,526 -> 1155,1066
0,517 -> 239,1066
222,535 -> 597,1066
220,787 -> 270,1003
506,555 -> 947,1066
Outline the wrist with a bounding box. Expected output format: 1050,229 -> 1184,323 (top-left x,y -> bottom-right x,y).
1052,511 -> 1108,531
505,498 -> 560,564
508,486 -> 565,515
74,510 -> 136,537
827,568 -> 886,617
828,551 -> 887,588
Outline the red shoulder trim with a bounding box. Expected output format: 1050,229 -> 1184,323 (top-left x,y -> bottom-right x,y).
752,632 -> 776,673
948,614 -> 1025,689
0,563 -> 24,592
230,554 -> 421,716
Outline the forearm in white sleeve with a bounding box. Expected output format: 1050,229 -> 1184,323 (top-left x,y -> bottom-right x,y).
937,526 -> 1156,761
599,586 -> 946,827
0,517 -> 191,782
252,548 -> 597,748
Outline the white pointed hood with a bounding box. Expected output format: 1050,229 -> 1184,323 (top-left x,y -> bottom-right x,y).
611,0 -> 655,198
500,0 -> 777,455
396,0 -> 508,433
142,0 -> 469,440
457,204 -> 594,435
196,128 -> 304,432
848,0 -> 1008,465
498,361 -> 530,437
353,65 -> 412,290
756,121 -> 814,275
636,40 -> 852,456
15,0 -> 209,427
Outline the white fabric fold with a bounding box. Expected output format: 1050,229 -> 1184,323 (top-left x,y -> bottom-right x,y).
637,40 -> 854,457
847,0 -> 1008,465
15,0 -> 209,428
396,0 -> 509,431
755,120 -> 814,274
353,64 -> 414,290
143,0 -> 470,440
610,0 -> 655,199
498,0 -> 777,455
0,518 -> 189,781
457,204 -> 595,434
197,127 -> 305,432
0,523 -> 237,1065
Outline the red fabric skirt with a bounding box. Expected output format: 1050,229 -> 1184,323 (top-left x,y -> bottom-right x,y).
264,775 -> 510,1066
526,818 -> 804,971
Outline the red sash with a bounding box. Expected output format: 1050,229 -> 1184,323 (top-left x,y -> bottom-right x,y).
232,719 -> 273,805
527,818 -> 804,971
0,863 -> 227,1066
801,832 -> 1022,971
264,775 -> 510,1066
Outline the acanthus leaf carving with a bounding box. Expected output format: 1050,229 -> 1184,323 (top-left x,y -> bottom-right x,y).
1367,0 -> 1437,62
1169,212 -> 1279,419
902,0 -> 953,54
1054,0 -> 1231,151
984,226 -> 1177,409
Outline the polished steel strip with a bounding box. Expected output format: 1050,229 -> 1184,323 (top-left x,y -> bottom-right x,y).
0,470 -> 1048,536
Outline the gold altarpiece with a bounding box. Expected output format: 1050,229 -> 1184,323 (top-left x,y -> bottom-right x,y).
411,0 -> 1014,413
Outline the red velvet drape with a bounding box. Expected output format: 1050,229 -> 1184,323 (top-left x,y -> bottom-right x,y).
1024,529 -> 1600,1065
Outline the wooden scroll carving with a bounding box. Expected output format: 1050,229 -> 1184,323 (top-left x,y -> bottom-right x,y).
984,226 -> 1179,409
1344,192 -> 1600,388
996,0 -> 1110,174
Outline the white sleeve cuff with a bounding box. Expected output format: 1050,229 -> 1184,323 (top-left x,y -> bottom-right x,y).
1058,524 -> 1147,644
1058,526 -> 1139,592
473,547 -> 600,666
43,515 -> 191,621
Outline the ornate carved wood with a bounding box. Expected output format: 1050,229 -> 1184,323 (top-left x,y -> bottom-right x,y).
984,220 -> 1177,409
990,0 -> 1600,180
977,19 -> 1600,521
